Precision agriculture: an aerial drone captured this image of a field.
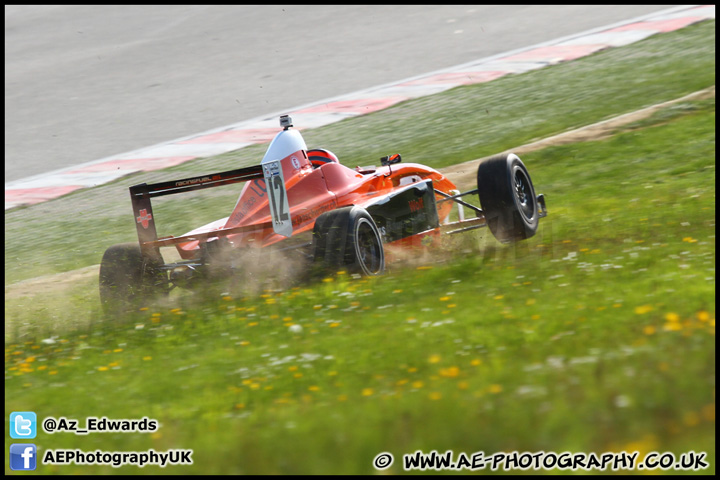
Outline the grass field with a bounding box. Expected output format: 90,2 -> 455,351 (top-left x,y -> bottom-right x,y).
5,20 -> 715,474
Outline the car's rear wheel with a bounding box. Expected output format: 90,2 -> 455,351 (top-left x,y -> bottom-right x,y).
312,206 -> 385,276
99,243 -> 168,316
477,153 -> 539,243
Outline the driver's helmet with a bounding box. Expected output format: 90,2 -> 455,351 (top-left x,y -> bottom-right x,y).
307,148 -> 339,168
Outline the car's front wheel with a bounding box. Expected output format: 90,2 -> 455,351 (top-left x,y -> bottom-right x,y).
477,153 -> 539,243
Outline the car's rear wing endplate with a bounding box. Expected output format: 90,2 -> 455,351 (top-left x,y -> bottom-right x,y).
129,164 -> 265,257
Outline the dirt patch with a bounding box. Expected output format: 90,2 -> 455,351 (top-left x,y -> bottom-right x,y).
4,87 -> 714,297
442,86 -> 715,190
4,249 -> 185,300
5,264 -> 100,300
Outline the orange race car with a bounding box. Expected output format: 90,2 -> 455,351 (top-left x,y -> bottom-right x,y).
99,115 -> 546,313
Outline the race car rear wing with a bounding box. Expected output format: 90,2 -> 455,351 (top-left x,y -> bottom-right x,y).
129,164 -> 265,258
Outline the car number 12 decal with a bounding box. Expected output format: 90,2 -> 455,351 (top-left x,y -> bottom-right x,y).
261,158 -> 293,237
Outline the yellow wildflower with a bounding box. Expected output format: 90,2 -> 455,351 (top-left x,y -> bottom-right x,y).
634,305 -> 653,315
439,366 -> 460,378
489,384 -> 503,394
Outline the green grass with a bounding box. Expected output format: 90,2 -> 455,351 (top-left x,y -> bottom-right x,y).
5,20 -> 716,475
5,94 -> 715,476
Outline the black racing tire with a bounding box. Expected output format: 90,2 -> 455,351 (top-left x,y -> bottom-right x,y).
477,153 -> 539,243
312,206 -> 385,276
99,243 -> 168,316
310,207 -> 341,266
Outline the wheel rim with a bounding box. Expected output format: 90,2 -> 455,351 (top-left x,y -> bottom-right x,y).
356,219 -> 383,275
513,168 -> 535,220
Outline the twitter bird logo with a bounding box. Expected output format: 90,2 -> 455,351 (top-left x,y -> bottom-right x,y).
10,412 -> 37,439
